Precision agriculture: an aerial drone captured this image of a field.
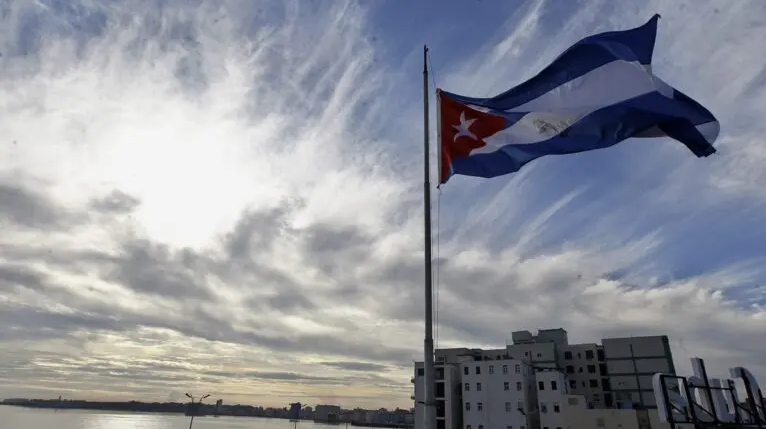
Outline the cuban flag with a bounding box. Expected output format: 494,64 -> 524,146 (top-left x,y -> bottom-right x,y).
438,15 -> 720,185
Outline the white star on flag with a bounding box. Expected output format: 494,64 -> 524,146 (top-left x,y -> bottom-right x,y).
452,112 -> 477,142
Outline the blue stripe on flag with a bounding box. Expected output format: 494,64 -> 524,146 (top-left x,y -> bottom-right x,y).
444,15 -> 660,111
449,91 -> 716,179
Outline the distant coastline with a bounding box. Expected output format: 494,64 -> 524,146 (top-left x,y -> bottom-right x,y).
2,398 -> 297,419
1,399 -> 412,428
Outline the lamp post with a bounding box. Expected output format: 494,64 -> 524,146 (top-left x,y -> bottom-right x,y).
185,393 -> 210,429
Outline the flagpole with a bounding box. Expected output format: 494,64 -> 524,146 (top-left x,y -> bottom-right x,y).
422,44 -> 436,429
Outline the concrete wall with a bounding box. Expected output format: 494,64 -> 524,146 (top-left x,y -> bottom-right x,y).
460,359 -> 531,429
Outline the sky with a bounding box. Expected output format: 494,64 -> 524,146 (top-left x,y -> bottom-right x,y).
0,0 -> 765,411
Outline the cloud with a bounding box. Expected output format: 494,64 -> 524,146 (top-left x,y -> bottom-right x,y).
0,179 -> 73,229
0,0 -> 765,411
321,361 -> 391,372
89,190 -> 141,215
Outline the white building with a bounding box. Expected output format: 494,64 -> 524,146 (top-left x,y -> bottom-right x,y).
413,360 -> 464,429
461,358 -> 535,429
413,329 -> 676,429
535,371 -> 569,429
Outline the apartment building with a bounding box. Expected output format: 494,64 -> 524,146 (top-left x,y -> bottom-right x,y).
413,329 -> 676,429
601,336 -> 675,409
413,360 -> 464,429
535,371 -> 569,429
461,358 -> 535,429
559,342 -> 607,407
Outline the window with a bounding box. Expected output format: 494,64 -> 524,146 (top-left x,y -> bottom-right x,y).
540,403 -> 548,413
569,380 -> 576,389
599,364 -> 607,375
564,351 -> 573,359
538,381 -> 545,390
553,403 -> 560,413
466,426 -> 472,429
489,365 -> 495,374
585,350 -> 594,359
478,426 -> 484,429
568,397 -> 578,405
464,367 -> 469,375
521,426 -> 526,429
578,367 -> 584,373
417,368 -> 424,376
566,365 -> 574,374
477,383 -> 482,392
465,402 -> 471,411
589,379 -> 599,388
505,402 -> 512,412
504,382 -> 510,391
544,427 -> 549,429
464,383 -> 470,391
477,402 -> 483,411
517,401 -> 524,411
515,364 -> 521,374
536,352 -> 542,357
587,365 -> 596,374
516,382 -> 522,391
475,366 -> 481,375
502,364 -> 508,374
597,349 -> 605,361
551,381 -> 558,390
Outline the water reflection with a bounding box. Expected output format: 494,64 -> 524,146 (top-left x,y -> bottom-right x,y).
2,407 -> 365,429
79,412 -> 174,429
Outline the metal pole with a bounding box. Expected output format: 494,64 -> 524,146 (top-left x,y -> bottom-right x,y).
186,393 -> 209,429
422,44 -> 436,429
187,394 -> 196,429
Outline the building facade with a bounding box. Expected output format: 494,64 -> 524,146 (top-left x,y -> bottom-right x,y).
601,336 -> 675,409
460,358 -> 535,429
413,360 -> 464,429
560,394 -> 693,429
535,370 -> 569,429
413,329 -> 676,429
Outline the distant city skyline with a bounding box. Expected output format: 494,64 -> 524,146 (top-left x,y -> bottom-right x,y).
2,398 -> 415,426
2,397 -> 413,411
1,0 -> 765,410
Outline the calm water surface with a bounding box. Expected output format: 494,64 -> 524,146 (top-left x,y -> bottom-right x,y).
1,406 -> 350,429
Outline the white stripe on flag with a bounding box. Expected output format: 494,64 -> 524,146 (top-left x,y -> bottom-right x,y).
470,60 -> 677,155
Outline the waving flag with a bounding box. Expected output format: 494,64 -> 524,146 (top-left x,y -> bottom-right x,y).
438,15 -> 720,184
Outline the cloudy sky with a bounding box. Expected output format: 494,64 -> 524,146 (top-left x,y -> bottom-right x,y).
1,0 -> 765,410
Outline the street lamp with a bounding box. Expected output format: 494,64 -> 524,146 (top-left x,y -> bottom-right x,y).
185,393 -> 211,429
